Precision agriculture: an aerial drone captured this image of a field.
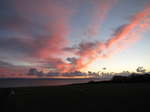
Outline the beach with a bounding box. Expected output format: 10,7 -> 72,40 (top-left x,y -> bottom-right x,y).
0,82 -> 150,112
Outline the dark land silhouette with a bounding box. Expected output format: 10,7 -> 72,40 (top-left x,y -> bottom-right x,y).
111,73 -> 150,83
0,73 -> 150,112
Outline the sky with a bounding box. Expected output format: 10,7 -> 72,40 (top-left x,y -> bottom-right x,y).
0,0 -> 150,78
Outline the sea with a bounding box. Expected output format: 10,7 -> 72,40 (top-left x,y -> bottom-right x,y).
0,78 -> 110,88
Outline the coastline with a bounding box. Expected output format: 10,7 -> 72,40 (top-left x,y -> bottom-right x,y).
0,78 -> 110,88
0,82 -> 150,112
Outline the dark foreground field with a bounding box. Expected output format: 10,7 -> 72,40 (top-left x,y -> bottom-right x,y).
0,83 -> 150,112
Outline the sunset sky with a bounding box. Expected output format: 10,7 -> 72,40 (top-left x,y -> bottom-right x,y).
0,0 -> 150,78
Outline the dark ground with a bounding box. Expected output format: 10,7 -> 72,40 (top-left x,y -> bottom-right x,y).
0,83 -> 150,112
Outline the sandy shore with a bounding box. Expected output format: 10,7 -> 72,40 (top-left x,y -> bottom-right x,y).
0,82 -> 150,112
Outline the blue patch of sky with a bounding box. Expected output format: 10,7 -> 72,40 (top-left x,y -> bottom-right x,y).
68,2 -> 95,45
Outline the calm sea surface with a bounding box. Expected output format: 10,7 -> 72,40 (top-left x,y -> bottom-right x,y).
0,78 -> 110,88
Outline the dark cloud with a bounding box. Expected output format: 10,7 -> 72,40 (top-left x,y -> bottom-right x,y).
102,68 -> 106,70
37,71 -> 45,77
61,72 -> 73,77
25,68 -> 131,78
75,41 -> 104,57
0,74 -> 5,77
61,71 -> 87,77
27,68 -> 39,76
116,71 -> 131,76
10,74 -> 15,76
27,69 -> 87,77
62,47 -> 76,52
87,71 -> 99,77
136,67 -> 146,73
45,58 -> 70,72
46,71 -> 60,77
101,72 -> 113,78
66,57 -> 78,66
27,68 -> 45,76
101,71 -> 131,78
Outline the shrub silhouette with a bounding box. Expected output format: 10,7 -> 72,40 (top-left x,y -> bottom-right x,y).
111,73 -> 150,83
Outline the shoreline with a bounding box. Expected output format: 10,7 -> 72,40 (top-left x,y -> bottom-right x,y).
0,78 -> 110,88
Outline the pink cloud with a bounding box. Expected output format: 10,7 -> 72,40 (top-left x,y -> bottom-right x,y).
106,2 -> 150,48
15,0 -> 73,57
65,41 -> 106,71
140,18 -> 150,31
9,0 -> 78,72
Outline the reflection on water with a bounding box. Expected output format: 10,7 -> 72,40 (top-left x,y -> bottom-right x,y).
0,78 -> 110,88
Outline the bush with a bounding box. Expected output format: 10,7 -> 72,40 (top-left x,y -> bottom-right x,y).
111,73 -> 150,83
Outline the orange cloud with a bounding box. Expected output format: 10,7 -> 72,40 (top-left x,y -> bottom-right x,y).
65,41 -> 106,72
106,2 -> 150,48
140,18 -> 150,30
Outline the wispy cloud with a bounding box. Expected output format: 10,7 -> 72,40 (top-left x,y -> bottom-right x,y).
0,60 -> 28,75
65,2 -> 150,72
106,2 -> 150,48
84,0 -> 118,38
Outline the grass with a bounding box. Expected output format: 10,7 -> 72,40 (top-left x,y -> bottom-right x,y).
0,83 -> 150,112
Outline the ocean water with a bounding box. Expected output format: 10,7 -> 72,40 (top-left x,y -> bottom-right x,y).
0,78 -> 110,88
